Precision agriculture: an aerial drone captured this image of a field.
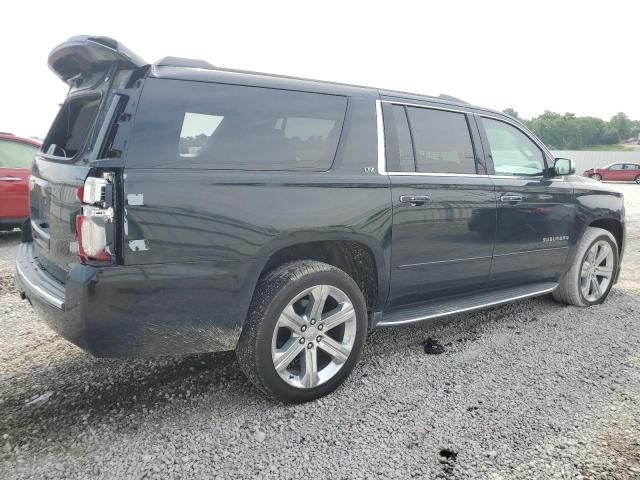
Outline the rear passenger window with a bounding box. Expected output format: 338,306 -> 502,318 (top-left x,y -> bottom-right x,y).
129,79 -> 347,171
383,104 -> 415,172
405,107 -> 476,174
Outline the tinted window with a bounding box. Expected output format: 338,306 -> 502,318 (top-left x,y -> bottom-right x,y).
482,117 -> 545,176
406,107 -> 476,174
43,95 -> 100,158
128,79 -> 347,170
383,104 -> 415,172
623,164 -> 639,170
608,164 -> 624,170
0,140 -> 38,168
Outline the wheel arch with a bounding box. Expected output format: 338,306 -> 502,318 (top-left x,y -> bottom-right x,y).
253,234 -> 388,315
589,218 -> 623,255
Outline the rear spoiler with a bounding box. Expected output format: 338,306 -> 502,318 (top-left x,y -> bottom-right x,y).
48,36 -> 148,86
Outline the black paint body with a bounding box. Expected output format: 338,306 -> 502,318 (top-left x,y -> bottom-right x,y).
17,37 -> 625,358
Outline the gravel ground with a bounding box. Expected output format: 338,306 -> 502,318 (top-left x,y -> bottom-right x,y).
1,183 -> 639,480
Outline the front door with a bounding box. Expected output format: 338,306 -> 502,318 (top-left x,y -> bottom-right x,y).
382,99 -> 496,308
604,163 -> 625,181
477,114 -> 575,286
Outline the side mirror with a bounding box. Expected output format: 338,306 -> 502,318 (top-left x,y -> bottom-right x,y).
554,157 -> 575,176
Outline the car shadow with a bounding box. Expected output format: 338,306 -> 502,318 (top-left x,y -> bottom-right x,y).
0,349 -> 251,439
2,290 -> 637,445
0,229 -> 21,247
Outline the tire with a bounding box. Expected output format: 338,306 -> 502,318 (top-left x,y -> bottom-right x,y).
553,227 -> 619,307
590,174 -> 602,181
236,260 -> 368,403
635,175 -> 640,185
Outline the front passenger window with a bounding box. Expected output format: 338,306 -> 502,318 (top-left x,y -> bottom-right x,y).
482,117 -> 545,177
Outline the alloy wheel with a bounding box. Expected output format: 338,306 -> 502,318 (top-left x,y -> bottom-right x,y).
271,285 -> 357,389
591,174 -> 601,181
579,240 -> 614,302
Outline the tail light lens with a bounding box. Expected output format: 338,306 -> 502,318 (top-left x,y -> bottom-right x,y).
75,174 -> 114,263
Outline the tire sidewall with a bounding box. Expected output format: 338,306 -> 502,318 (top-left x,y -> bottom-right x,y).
253,269 -> 368,402
576,233 -> 618,306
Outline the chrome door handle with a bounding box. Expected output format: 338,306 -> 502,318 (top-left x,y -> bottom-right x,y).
0,176 -> 21,181
399,194 -> 430,206
500,194 -> 523,203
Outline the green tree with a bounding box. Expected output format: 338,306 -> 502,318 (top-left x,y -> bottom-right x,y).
502,108 -> 520,120
505,108 -> 638,148
609,112 -> 632,140
601,127 -> 620,145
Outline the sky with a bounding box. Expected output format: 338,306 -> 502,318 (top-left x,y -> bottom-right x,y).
2,0 -> 639,139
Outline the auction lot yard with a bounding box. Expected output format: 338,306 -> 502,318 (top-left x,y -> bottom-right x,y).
1,184 -> 639,480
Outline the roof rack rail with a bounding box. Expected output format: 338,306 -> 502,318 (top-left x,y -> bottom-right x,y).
155,56 -> 215,70
438,94 -> 468,104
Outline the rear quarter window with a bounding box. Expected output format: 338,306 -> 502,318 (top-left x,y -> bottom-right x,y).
127,79 -> 347,171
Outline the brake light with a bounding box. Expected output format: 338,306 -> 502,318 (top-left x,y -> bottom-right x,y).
75,174 -> 114,263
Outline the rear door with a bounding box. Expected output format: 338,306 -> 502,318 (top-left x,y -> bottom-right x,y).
477,113 -> 574,285
383,99 -> 496,308
28,36 -> 147,280
0,139 -> 38,221
623,163 -> 640,181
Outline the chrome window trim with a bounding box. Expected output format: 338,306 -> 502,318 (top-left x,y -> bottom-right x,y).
490,174 -> 567,182
380,99 -> 469,114
376,99 -> 386,174
376,98 -> 487,177
387,171 -> 489,178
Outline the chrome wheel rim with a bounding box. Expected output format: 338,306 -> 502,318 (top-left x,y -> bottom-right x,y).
271,285 -> 357,389
580,240 -> 614,302
591,174 -> 601,181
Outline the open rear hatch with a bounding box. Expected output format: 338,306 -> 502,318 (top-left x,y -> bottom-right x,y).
29,36 -> 148,281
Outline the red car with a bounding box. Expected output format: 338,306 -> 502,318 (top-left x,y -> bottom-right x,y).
0,133 -> 41,231
583,162 -> 640,184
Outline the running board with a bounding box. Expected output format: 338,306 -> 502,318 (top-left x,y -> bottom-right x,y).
377,282 -> 558,327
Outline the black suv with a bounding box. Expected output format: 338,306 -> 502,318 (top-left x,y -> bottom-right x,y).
16,36 -> 625,402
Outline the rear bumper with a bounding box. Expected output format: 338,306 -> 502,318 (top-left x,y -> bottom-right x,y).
15,242 -> 254,358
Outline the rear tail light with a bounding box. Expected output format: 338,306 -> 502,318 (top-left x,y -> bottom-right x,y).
75,174 -> 114,263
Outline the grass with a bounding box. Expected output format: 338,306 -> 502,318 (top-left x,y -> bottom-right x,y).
570,144 -> 637,151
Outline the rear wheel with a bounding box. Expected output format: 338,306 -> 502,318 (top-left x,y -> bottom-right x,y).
590,173 -> 602,181
237,260 -> 367,402
635,175 -> 640,184
553,227 -> 618,307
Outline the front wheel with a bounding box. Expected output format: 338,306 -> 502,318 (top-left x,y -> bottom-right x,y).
553,227 -> 619,307
590,174 -> 602,181
237,260 -> 368,402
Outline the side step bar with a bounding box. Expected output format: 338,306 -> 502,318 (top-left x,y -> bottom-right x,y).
377,282 -> 558,328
